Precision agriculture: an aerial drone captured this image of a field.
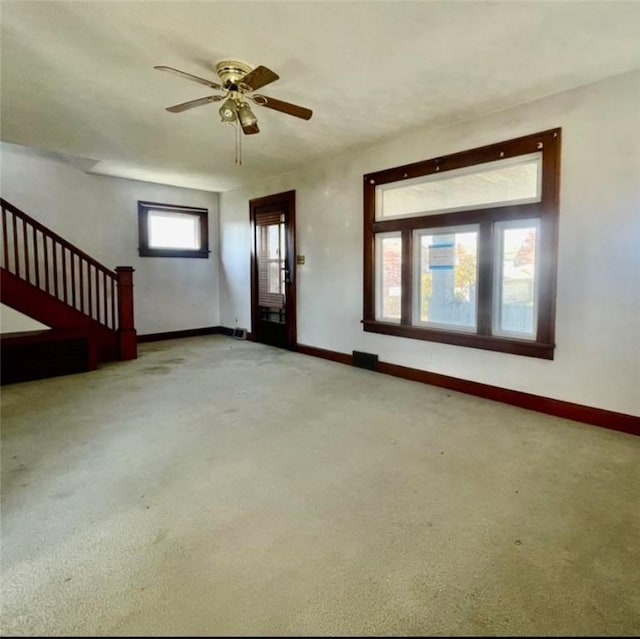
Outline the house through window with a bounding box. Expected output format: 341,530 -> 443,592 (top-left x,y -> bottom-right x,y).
363,129 -> 561,359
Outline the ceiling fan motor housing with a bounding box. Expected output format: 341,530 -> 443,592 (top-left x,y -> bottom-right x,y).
216,60 -> 253,89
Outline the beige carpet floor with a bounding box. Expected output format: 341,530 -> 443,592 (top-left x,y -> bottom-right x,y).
1,336 -> 639,636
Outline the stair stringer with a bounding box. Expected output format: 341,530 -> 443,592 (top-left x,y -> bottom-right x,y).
1,268 -> 118,362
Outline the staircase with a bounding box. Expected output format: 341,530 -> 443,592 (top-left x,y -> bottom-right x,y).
1,198 -> 137,383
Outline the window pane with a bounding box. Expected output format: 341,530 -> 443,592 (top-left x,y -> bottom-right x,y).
148,211 -> 200,249
376,153 -> 541,220
268,261 -> 281,294
494,223 -> 538,337
376,234 -> 402,322
415,228 -> 478,330
268,224 -> 280,259
258,222 -> 285,309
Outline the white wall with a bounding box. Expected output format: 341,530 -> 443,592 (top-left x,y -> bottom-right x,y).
0,143 -> 220,335
0,304 -> 50,334
219,71 -> 640,416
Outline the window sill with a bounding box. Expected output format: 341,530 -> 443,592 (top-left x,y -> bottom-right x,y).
138,248 -> 210,258
362,320 -> 554,359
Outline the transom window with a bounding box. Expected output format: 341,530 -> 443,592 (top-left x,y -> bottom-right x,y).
138,201 -> 209,258
376,153 -> 542,220
363,129 -> 560,359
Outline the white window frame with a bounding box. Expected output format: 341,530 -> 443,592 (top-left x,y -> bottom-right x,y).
412,224 -> 479,332
375,231 -> 402,323
492,218 -> 541,340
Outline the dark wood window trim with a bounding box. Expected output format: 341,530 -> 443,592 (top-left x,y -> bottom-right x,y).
138,201 -> 210,258
363,128 -> 561,359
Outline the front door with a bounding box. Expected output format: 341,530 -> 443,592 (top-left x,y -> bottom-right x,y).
250,191 -> 296,349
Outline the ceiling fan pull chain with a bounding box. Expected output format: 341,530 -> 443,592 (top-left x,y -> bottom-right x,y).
235,123 -> 243,165
235,124 -> 238,165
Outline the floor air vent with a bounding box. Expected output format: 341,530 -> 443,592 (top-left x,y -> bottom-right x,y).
352,351 -> 379,371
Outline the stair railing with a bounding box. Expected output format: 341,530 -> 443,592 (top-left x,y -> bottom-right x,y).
0,198 -> 136,359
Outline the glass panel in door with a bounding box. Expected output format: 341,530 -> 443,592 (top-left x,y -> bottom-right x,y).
257,213 -> 286,325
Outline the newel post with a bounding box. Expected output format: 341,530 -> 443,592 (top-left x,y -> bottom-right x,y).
115,266 -> 137,360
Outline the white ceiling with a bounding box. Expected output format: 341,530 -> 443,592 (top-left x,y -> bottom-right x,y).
2,1 -> 640,192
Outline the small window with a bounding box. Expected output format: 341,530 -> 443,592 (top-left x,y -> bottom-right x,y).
138,202 -> 209,258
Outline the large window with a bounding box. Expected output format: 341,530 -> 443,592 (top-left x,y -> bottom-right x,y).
363,129 -> 560,358
138,201 -> 209,258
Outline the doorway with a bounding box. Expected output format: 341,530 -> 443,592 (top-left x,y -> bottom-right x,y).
250,191 -> 296,349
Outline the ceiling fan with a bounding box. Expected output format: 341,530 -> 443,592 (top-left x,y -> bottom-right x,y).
155,60 -> 313,136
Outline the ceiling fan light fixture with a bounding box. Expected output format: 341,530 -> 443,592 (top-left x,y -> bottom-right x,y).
219,98 -> 238,122
238,102 -> 257,128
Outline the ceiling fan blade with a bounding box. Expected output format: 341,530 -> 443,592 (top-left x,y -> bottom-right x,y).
165,95 -> 222,113
241,122 -> 260,135
254,95 -> 313,120
239,66 -> 279,91
154,65 -> 222,90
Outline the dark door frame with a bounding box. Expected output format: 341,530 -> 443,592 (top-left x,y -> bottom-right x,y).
249,190 -> 297,349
